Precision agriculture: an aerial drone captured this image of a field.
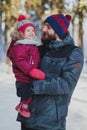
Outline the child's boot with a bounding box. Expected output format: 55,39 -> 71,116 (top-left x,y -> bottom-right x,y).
19,103 -> 30,118
15,102 -> 22,111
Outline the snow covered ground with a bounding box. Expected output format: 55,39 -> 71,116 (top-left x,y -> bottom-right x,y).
0,62 -> 87,130
0,62 -> 20,130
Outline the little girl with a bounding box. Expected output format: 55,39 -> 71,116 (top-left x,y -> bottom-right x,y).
7,15 -> 45,118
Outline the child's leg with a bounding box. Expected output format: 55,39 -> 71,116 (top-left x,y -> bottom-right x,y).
21,97 -> 32,104
15,81 -> 33,118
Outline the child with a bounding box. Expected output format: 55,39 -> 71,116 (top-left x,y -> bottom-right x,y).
7,14 -> 45,118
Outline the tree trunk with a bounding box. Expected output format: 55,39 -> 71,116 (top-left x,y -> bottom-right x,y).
78,11 -> 83,48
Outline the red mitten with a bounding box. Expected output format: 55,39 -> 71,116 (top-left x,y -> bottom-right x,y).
29,68 -> 45,80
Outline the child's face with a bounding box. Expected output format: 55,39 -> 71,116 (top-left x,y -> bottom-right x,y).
24,26 -> 36,39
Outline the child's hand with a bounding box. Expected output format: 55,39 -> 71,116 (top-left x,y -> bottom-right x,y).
29,68 -> 45,80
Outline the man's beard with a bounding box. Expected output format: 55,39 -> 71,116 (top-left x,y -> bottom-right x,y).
41,32 -> 56,45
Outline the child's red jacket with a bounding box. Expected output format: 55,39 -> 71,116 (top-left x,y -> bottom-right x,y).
7,39 -> 40,82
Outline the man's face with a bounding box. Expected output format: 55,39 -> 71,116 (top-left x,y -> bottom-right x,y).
41,23 -> 56,44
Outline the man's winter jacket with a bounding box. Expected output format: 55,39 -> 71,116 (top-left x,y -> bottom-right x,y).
17,32 -> 84,130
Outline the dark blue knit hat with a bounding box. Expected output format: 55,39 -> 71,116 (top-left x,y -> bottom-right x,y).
44,14 -> 71,39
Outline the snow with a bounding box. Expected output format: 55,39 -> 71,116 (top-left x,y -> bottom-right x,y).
0,62 -> 87,130
0,62 -> 20,130
67,76 -> 87,130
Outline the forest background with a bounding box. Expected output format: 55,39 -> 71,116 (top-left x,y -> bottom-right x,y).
0,1 -> 87,130
0,0 -> 87,71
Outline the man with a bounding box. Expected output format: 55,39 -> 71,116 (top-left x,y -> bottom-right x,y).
17,14 -> 84,130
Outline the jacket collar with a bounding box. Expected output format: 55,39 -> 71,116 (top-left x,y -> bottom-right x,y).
14,38 -> 40,46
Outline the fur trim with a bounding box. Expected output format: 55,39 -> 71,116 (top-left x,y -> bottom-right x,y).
10,30 -> 24,40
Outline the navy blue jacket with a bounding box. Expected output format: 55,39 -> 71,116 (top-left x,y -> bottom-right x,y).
17,32 -> 84,130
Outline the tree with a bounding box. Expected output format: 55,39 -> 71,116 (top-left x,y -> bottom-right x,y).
1,0 -> 22,72
64,0 -> 87,48
77,0 -> 87,48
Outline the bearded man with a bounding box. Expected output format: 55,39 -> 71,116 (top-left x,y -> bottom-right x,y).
17,14 -> 84,130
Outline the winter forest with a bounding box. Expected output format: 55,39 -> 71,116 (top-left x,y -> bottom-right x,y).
0,0 -> 87,64
0,0 -> 87,130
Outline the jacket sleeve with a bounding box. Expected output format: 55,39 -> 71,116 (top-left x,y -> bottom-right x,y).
32,48 -> 84,95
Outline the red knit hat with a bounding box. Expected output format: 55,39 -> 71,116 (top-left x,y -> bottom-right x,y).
17,14 -> 36,34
